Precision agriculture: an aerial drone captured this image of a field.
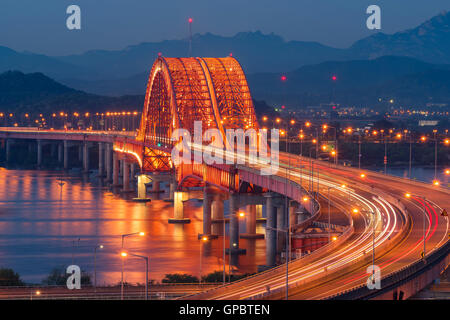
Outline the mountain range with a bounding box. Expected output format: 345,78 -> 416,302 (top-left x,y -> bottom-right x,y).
0,11 -> 449,97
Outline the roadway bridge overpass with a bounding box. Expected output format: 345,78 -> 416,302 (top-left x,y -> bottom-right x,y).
0,55 -> 449,299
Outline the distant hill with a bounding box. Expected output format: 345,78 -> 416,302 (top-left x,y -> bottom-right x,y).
0,71 -> 143,113
349,11 -> 450,64
246,56 -> 450,107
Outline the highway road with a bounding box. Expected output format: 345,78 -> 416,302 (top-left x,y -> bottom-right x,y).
185,152 -> 449,300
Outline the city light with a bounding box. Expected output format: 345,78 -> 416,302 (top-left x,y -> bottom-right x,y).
405,193 -> 411,198
120,252 -> 127,257
352,208 -> 359,214
305,121 -> 311,127
202,236 -> 208,241
238,211 -> 245,218
360,173 -> 366,178
445,169 -> 450,175
332,236 -> 338,241
433,180 -> 440,186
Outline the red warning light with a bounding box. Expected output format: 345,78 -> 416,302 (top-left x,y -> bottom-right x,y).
332,75 -> 337,81
281,75 -> 287,82
229,53 -> 233,57
281,105 -> 286,109
188,18 -> 193,23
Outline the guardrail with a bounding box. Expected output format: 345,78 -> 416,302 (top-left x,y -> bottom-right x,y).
326,240 -> 450,300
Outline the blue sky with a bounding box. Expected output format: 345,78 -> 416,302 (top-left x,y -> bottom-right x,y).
1,0 -> 449,55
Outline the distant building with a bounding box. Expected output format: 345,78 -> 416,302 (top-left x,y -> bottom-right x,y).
418,120 -> 439,126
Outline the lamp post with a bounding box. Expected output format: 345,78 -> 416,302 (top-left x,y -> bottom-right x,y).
93,244 -> 104,291
327,185 -> 346,242
221,211 -> 245,284
120,231 -> 145,300
199,236 -> 208,284
120,251 -> 149,300
405,193 -> 428,260
352,207 -> 376,280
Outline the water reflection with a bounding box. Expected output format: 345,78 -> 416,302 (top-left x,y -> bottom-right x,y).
0,169 -> 266,285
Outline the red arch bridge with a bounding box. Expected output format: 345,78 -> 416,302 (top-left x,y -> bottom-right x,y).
0,56 -> 449,300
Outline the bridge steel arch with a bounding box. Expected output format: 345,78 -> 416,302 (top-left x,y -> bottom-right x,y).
134,56 -> 259,190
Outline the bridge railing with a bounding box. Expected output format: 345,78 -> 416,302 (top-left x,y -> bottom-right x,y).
325,239 -> 450,300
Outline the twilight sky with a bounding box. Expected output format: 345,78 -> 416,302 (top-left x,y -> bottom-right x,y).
1,0 -> 449,56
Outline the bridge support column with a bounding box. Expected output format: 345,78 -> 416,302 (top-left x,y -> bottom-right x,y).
228,193 -> 246,255
130,163 -> 136,181
256,204 -> 263,220
169,191 -> 190,223
112,152 -> 119,186
98,142 -> 104,177
241,205 -> 264,239
63,140 -> 69,170
105,143 -> 112,182
58,143 -> 63,164
265,193 -> 277,267
277,205 -> 286,253
199,188 -> 216,239
211,196 -> 224,236
37,139 -> 42,168
122,160 -> 131,192
169,181 -> 176,200
133,174 -> 151,202
5,139 -> 12,163
83,142 -> 89,173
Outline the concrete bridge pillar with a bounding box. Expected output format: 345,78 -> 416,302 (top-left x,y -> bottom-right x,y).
277,204 -> 286,253
37,139 -> 42,168
256,204 -> 263,219
241,205 -> 264,239
169,181 -> 176,200
265,193 -> 277,267
112,152 -> 119,186
289,201 -> 299,228
152,180 -> 160,192
98,142 -> 104,177
63,140 -> 69,170
211,196 -> 224,236
130,163 -> 136,181
228,193 -> 245,254
5,139 -> 12,163
105,143 -> 112,182
169,191 -> 190,223
135,174 -> 151,199
200,188 -> 213,237
83,142 -> 89,173
58,143 -> 63,164
122,159 -> 130,192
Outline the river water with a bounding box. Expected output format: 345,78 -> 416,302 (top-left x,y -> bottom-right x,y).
0,166 -> 445,286
0,169 -> 266,285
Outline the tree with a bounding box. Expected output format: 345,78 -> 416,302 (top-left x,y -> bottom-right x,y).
42,267 -> 91,286
0,268 -> 24,286
161,273 -> 199,284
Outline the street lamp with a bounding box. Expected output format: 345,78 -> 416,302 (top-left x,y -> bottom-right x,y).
93,244 -> 104,291
352,207 -> 376,281
327,185 -> 346,242
121,231 -> 145,300
199,236 -> 208,284
221,211 -> 245,284
120,251 -> 149,300
405,193 -> 428,260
